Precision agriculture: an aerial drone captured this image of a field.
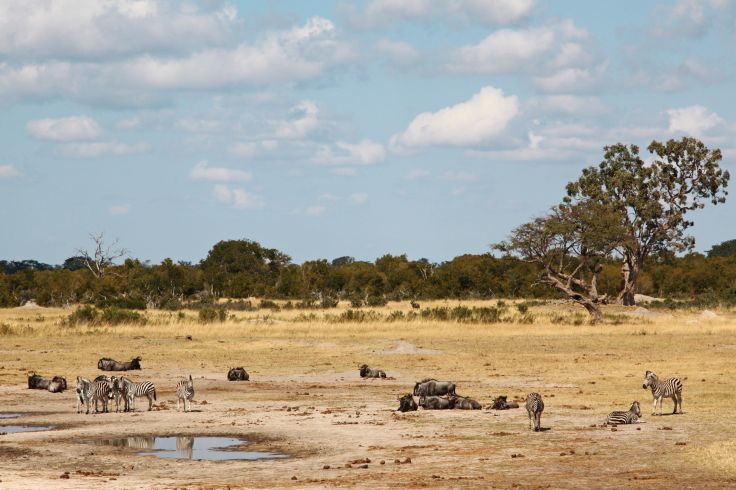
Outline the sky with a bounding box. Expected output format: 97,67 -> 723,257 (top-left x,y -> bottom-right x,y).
1,0 -> 735,265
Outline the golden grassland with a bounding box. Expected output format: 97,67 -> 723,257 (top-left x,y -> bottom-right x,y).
2,299 -> 736,485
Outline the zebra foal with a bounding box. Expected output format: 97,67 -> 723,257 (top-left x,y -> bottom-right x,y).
176,375 -> 195,412
525,392 -> 544,431
643,370 -> 683,415
606,401 -> 641,425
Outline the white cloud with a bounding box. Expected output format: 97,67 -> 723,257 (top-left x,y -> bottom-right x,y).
109,204 -> 130,215
213,184 -> 264,209
60,141 -> 148,157
533,63 -> 607,93
330,167 -> 358,176
375,39 -> 420,67
26,115 -> 101,141
230,140 -> 279,158
353,0 -> 534,28
527,95 -> 608,116
304,205 -> 326,217
652,0 -> 729,39
313,139 -> 386,165
276,101 -> 320,139
191,161 -> 252,183
391,86 -> 518,148
175,118 -> 222,133
0,164 -> 20,179
667,105 -> 724,136
349,192 -> 368,204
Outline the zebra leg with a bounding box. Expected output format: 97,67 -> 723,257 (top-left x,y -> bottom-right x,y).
147,394 -> 153,411
677,392 -> 683,414
651,398 -> 657,416
177,397 -> 180,412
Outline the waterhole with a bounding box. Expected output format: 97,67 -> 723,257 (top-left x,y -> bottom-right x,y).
0,425 -> 51,434
92,436 -> 288,461
0,413 -> 22,419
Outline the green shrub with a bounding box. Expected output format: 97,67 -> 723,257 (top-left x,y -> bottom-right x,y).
516,303 -> 529,314
160,296 -> 183,311
198,307 -> 228,323
386,310 -> 405,322
366,295 -> 387,307
350,297 -> 363,308
67,305 -> 99,325
259,299 -> 281,311
320,296 -> 339,308
101,307 -> 146,325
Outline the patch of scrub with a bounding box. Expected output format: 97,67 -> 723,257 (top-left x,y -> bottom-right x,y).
0,425 -> 51,434
93,436 -> 288,461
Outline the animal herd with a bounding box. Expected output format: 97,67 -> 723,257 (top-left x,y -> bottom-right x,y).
25,357 -> 685,432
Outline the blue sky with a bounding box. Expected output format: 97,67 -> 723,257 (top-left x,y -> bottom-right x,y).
1,0 -> 735,264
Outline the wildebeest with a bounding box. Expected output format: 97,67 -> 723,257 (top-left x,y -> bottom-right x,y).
450,395 -> 482,410
227,367 -> 249,381
410,300 -> 420,309
490,395 -> 520,410
359,364 -> 386,378
419,395 -> 454,409
413,378 -> 456,397
397,394 -> 418,412
27,373 -> 67,393
98,356 -> 142,371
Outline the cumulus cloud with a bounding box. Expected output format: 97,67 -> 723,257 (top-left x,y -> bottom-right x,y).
0,164 -> 20,178
351,0 -> 535,28
667,105 -> 724,136
276,101 -> 320,139
527,95 -> 608,116
213,184 -> 264,209
313,140 -> 386,165
26,115 -> 101,141
533,63 -> 607,93
190,161 -> 252,183
390,86 -> 518,148
60,141 -> 148,157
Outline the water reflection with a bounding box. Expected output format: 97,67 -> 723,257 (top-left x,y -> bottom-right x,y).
93,436 -> 288,461
0,425 -> 51,434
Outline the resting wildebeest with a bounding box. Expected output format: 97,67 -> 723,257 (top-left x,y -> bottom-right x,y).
227,367 -> 249,381
419,395 -> 454,410
491,395 -> 520,410
397,394 -> 418,412
450,395 -> 482,410
359,364 -> 387,378
98,356 -> 142,371
27,373 -> 67,393
413,378 -> 456,397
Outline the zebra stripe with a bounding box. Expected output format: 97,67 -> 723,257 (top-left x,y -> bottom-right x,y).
176,375 -> 195,412
76,377 -> 93,414
121,377 -> 157,412
90,379 -> 112,413
606,401 -> 641,425
643,371 -> 683,415
525,392 -> 544,431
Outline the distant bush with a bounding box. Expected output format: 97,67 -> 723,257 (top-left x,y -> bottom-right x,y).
516,303 -> 529,314
67,305 -> 99,325
386,310 -> 405,322
366,295 -> 387,307
225,300 -> 255,311
160,296 -> 183,311
259,299 -> 281,311
320,296 -> 339,308
95,295 -> 147,310
198,307 -> 228,323
350,296 -> 363,308
101,307 -> 146,325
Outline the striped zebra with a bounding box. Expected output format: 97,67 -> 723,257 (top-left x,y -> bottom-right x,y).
176,375 -> 195,412
76,376 -> 93,414
606,401 -> 641,425
643,370 -> 683,415
90,378 -> 113,413
120,377 -> 157,412
525,392 -> 544,431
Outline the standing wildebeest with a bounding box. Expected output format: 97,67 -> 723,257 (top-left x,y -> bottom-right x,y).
643,370 -> 683,415
413,378 -> 456,397
526,392 -> 544,431
227,367 -> 249,381
490,395 -> 520,410
419,395 -> 455,410
606,401 -> 642,425
27,373 -> 67,393
397,394 -> 418,412
359,364 -> 387,378
450,395 -> 482,410
98,356 -> 142,371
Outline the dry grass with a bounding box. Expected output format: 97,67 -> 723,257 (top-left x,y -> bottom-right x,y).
2,300 -> 736,487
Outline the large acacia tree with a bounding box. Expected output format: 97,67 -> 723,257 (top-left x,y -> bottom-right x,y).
565,137 -> 729,305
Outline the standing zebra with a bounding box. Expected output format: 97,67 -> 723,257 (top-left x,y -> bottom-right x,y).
643,370 -> 683,415
525,392 -> 544,431
76,377 -> 93,414
176,375 -> 195,412
90,377 -> 113,413
121,376 -> 157,412
606,401 -> 641,425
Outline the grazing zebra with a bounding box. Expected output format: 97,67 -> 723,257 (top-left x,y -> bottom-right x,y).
525,392 -> 544,431
643,370 -> 683,415
91,378 -> 113,413
606,401 -> 641,425
121,377 -> 157,412
76,377 -> 93,414
176,375 -> 195,412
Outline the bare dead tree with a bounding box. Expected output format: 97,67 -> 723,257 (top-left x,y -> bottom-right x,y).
76,233 -> 128,279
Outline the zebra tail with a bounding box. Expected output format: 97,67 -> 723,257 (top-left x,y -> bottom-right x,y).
153,388 -> 157,401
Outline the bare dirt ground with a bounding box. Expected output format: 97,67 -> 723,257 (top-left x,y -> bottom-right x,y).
1,302 -> 736,489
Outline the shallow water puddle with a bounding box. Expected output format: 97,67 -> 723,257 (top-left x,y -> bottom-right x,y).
0,425 -> 51,434
0,413 -> 22,419
93,436 -> 288,461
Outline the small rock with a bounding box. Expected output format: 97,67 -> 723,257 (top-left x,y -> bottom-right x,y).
359,464 -> 368,469
636,427 -> 641,431
344,463 -> 352,468
403,457 -> 412,464
380,460 -> 385,465
200,400 -> 208,405
60,473 -> 70,480
394,459 -> 401,464
675,442 -> 687,446
291,476 -> 297,480
611,428 -> 618,432
560,452 -> 567,456
323,465 -> 330,470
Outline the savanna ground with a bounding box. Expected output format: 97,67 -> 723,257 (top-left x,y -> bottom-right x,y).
1,300 -> 735,489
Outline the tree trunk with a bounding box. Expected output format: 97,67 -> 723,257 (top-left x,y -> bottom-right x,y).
543,271 -> 603,324
580,300 -> 603,324
618,260 -> 639,306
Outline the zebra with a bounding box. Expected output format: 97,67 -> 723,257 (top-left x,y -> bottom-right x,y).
89,378 -> 113,413
643,370 -> 683,415
525,392 -> 544,431
120,377 -> 157,412
606,401 -> 641,425
75,376 -> 93,414
93,375 -> 112,412
176,375 -> 195,412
